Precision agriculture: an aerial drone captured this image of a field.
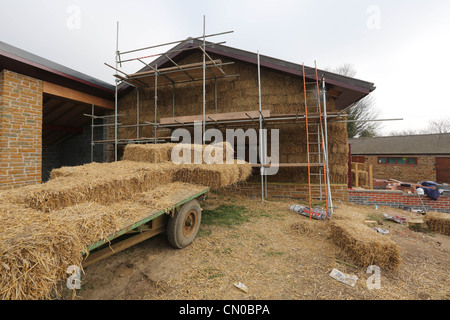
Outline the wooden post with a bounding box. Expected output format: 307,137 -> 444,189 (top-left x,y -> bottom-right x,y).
369,164 -> 373,189
348,144 -> 352,189
355,163 -> 359,188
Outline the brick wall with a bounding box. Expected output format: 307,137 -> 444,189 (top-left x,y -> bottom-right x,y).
363,155 -> 436,182
227,182 -> 349,202
348,189 -> 450,213
0,70 -> 43,189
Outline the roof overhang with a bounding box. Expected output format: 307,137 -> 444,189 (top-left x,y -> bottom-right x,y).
117,39 -> 376,110
0,41 -> 115,103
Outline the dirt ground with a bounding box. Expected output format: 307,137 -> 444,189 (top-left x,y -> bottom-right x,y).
58,191 -> 449,300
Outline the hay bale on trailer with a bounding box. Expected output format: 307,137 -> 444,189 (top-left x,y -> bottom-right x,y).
0,142 -> 253,300
0,182 -> 206,300
10,161 -> 176,212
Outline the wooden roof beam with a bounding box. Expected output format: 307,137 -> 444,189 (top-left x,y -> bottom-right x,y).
43,81 -> 114,110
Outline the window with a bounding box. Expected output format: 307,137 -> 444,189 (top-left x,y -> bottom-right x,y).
377,157 -> 417,165
387,157 -> 397,164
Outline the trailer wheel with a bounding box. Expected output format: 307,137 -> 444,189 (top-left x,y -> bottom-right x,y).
167,199 -> 202,249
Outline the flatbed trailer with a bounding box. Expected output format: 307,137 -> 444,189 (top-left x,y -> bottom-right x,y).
82,187 -> 209,267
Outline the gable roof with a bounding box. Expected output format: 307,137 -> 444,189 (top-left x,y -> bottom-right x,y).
0,41 -> 114,100
118,38 -> 376,110
349,133 -> 450,155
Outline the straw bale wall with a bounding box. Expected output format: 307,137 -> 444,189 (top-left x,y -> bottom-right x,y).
115,50 -> 348,185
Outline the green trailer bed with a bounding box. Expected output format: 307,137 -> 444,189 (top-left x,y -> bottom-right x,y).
82,187 -> 209,267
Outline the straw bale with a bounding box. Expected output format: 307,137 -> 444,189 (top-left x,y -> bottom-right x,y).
122,143 -> 176,163
0,203 -> 84,300
236,161 -> 254,181
424,211 -> 450,236
351,169 -> 369,187
9,161 -> 175,212
5,148 -> 251,215
18,162 -> 250,214
174,162 -> 251,189
330,220 -> 401,270
122,142 -> 235,165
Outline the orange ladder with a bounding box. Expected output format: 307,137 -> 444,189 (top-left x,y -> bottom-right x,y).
302,62 -> 330,220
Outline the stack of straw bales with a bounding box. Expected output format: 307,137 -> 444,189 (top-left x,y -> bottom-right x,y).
0,142 -> 252,300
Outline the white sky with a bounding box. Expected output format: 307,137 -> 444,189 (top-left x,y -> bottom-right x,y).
1,0 -> 449,135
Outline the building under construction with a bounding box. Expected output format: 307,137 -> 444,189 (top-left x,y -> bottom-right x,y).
100,28 -> 375,212
0,27 -> 375,213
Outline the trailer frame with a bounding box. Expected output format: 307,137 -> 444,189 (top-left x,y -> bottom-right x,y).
82,187 -> 209,267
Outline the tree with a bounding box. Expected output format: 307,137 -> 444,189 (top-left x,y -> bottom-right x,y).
331,64 -> 381,138
387,117 -> 450,136
423,117 -> 450,134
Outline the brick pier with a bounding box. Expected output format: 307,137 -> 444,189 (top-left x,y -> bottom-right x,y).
0,70 -> 43,189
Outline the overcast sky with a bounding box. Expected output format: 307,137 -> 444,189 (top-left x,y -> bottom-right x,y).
1,0 -> 449,134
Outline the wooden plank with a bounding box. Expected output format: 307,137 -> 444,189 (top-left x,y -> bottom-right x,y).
251,163 -> 324,168
369,164 -> 373,189
42,124 -> 83,133
82,226 -> 166,267
161,110 -> 271,125
43,81 -> 114,110
129,60 -> 222,78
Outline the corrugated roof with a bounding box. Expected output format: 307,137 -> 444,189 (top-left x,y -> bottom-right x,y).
349,133 -> 450,155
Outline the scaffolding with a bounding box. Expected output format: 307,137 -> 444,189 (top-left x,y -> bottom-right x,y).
89,17 -> 339,212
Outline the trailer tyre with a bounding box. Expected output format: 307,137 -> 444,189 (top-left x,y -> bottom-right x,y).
167,199 -> 202,249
